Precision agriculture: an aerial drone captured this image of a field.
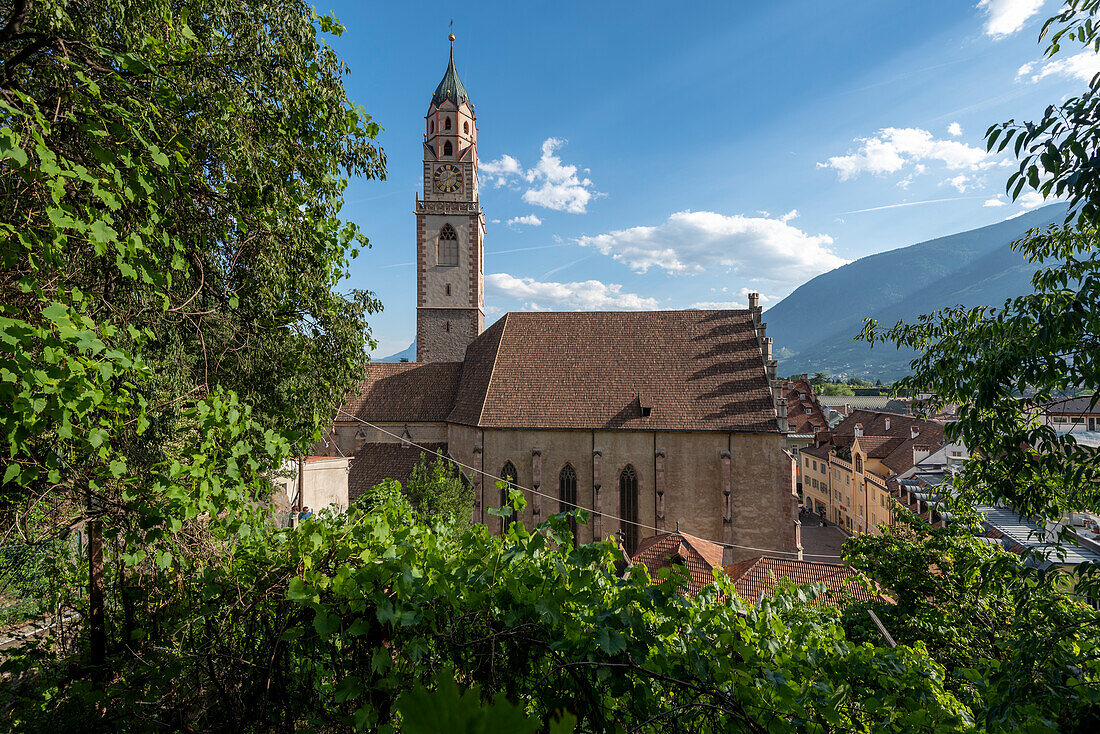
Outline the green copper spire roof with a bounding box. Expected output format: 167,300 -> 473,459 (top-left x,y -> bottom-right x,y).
431,43 -> 470,109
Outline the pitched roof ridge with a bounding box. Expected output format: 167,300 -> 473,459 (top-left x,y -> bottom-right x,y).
477,313 -> 509,426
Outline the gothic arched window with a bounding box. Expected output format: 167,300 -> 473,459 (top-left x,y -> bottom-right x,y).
855,455 -> 863,474
443,140 -> 453,156
619,465 -> 639,555
500,462 -> 518,535
437,224 -> 458,266
444,116 -> 452,130
429,119 -> 434,134
559,465 -> 578,537
463,121 -> 469,134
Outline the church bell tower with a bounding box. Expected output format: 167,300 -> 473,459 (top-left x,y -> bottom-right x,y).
416,35 -> 485,363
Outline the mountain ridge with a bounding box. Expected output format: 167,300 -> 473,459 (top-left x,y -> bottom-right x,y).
767,203 -> 1069,379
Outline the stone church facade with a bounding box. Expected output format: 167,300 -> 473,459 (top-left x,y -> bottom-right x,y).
322,40 -> 801,561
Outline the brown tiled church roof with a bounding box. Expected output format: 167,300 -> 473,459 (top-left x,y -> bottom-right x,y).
348,442 -> 448,501
631,532 -> 726,595
448,310 -> 779,432
342,362 -> 463,423
723,556 -> 885,607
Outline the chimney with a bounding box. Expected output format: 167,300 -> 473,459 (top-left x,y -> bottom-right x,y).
884,417 -> 891,431
855,423 -> 864,438
911,425 -> 919,440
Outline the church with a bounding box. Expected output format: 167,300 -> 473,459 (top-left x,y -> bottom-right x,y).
323,39 -> 801,561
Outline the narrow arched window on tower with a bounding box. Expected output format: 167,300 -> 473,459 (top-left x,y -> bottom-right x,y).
463,121 -> 469,134
429,120 -> 434,134
559,465 -> 578,538
437,224 -> 458,266
500,462 -> 518,535
443,140 -> 453,157
619,465 -> 639,555
444,117 -> 452,130
445,283 -> 451,296
444,320 -> 450,332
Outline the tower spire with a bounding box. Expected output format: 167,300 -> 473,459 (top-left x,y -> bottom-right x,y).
431,29 -> 469,109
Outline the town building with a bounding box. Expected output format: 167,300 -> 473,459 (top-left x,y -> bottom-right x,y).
1040,396 -> 1100,433
321,40 -> 800,561
799,410 -> 945,535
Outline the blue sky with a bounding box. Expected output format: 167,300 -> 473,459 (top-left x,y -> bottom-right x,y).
322,0 -> 1096,357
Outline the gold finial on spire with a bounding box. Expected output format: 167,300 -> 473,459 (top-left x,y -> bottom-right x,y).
449,33 -> 455,42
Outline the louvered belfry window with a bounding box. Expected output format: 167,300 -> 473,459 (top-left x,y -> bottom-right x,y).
559,465 -> 578,537
438,224 -> 458,266
619,465 -> 639,555
500,462 -> 518,535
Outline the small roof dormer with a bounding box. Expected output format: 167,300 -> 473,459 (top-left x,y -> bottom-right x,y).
430,35 -> 470,110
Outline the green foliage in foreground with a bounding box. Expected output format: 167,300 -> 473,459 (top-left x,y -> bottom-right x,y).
843,508 -> 1100,732
3,498 -> 975,732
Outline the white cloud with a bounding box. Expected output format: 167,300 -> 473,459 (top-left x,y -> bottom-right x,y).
818,127 -> 990,180
575,210 -> 846,280
977,0 -> 1044,39
948,122 -> 963,136
779,209 -> 799,222
480,138 -> 600,213
1017,190 -> 1049,209
946,174 -> 973,193
506,214 -> 542,227
486,272 -> 658,310
479,154 -> 523,187
1016,50 -> 1100,84
983,197 -> 1007,207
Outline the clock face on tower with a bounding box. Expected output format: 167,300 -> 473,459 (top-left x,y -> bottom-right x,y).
433,164 -> 461,193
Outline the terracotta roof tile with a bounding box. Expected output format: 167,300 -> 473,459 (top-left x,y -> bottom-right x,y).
723,556 -> 886,607
631,532 -> 726,595
348,442 -> 448,501
782,379 -> 829,435
448,311 -> 778,432
341,362 -> 463,423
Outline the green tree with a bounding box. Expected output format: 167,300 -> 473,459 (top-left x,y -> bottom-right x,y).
843,508 -> 1100,731
818,382 -> 855,396
404,454 -> 475,524
0,0 -> 382,681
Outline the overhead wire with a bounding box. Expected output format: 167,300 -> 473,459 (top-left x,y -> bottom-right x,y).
334,408 -> 844,560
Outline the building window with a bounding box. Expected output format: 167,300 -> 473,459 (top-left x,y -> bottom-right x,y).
500,462 -> 518,535
437,224 -> 458,266
430,119 -> 434,133
444,116 -> 452,130
444,321 -> 450,333
443,140 -> 453,156
855,455 -> 863,473
812,460 -> 817,471
463,120 -> 469,134
445,284 -> 451,296
559,465 -> 578,537
619,465 -> 639,555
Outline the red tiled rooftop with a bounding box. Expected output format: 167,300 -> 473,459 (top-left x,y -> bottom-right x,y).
631,532 -> 726,595
724,556 -> 887,607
